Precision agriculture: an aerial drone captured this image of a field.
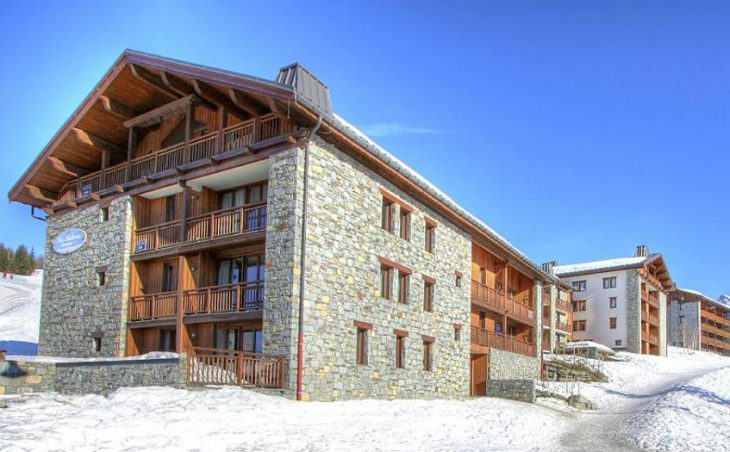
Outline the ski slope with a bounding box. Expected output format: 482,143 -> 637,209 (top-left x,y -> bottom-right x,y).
0,272 -> 42,344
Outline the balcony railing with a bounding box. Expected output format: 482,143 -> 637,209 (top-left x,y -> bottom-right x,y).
701,309 -> 730,328
470,327 -> 536,357
644,331 -> 659,345
556,321 -> 572,333
642,291 -> 659,308
471,280 -> 505,311
508,295 -> 535,324
128,291 -> 178,321
556,298 -> 572,313
134,203 -> 267,253
187,347 -> 286,389
183,282 -> 264,315
701,334 -> 730,350
641,310 -> 659,326
57,114 -> 289,204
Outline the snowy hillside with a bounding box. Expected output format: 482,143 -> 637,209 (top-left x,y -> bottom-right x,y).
0,271 -> 42,344
0,347 -> 728,451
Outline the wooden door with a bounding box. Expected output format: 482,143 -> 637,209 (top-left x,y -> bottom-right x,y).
470,353 -> 488,396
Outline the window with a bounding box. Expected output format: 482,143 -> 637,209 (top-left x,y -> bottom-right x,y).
159,329 -> 175,352
162,262 -> 175,292
97,271 -> 106,286
382,198 -> 395,233
615,339 -> 622,346
603,277 -> 617,289
399,209 -> 411,241
573,299 -> 587,312
425,220 -> 436,253
423,280 -> 434,312
398,271 -> 410,304
165,195 -> 176,223
100,206 -> 109,222
380,265 -> 393,300
422,338 -> 434,371
609,317 -> 617,329
92,337 -> 102,352
573,320 -> 586,331
610,297 -> 617,309
395,332 -> 407,369
679,315 -> 684,324
355,324 -> 371,365
479,311 -> 486,329
572,280 -> 587,292
454,325 -> 461,341
455,273 -> 462,288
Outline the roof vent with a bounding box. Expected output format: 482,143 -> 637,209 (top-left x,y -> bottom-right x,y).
635,245 -> 649,258
541,261 -> 557,275
277,63 -> 332,115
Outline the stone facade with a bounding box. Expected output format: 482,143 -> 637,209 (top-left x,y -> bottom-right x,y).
486,379 -> 535,403
0,356 -> 184,396
625,269 -> 642,354
488,348 -> 540,380
39,197 -> 133,358
285,137 -> 472,401
667,300 -> 701,349
659,291 -> 668,356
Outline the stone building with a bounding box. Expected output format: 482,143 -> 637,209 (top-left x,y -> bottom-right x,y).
9,50 -> 560,401
539,263 -> 574,353
667,288 -> 730,356
553,245 -> 673,356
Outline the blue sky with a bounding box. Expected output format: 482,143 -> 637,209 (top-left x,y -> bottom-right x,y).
1,1 -> 727,297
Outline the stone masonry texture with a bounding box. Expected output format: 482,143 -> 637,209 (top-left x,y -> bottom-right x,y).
486,379 -> 536,403
625,270 -> 642,354
39,197 -> 133,358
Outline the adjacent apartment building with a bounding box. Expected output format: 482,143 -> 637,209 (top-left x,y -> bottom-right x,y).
540,264 -> 573,353
667,288 -> 730,356
8,50 -> 559,401
552,246 -> 673,356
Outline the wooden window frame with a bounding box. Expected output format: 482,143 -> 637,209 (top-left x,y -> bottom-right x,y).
381,198 -> 395,233
398,271 -> 410,304
425,218 -> 437,253
399,207 -> 411,241
380,265 -> 393,300
609,297 -> 617,308
354,321 -> 372,365
603,277 -> 617,289
609,317 -> 617,329
423,275 -> 435,312
422,336 -> 435,371
394,329 -> 408,369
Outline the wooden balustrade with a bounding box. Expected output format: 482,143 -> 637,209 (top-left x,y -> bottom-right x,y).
470,327 -> 535,357
508,296 -> 535,324
128,292 -> 178,321
556,298 -> 572,313
701,309 -> 730,328
701,333 -> 730,350
56,114 -> 289,205
183,282 -> 264,315
641,310 -> 659,326
187,347 -> 286,388
133,220 -> 181,253
701,322 -> 730,338
556,321 -> 571,333
185,203 -> 267,242
644,331 -> 659,345
470,280 -> 505,311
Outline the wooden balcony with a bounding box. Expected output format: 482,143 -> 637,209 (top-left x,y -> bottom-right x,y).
470,327 -> 536,357
701,334 -> 730,350
183,282 -> 264,316
134,203 -> 267,253
556,320 -> 572,333
644,331 -> 659,345
57,114 -> 288,204
641,310 -> 659,326
701,309 -> 730,328
642,291 -> 659,308
128,292 -> 178,321
187,347 -> 286,389
701,322 -> 730,339
471,280 -> 534,325
556,297 -> 572,313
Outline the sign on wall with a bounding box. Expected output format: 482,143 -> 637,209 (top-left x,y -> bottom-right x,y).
52,229 -> 87,255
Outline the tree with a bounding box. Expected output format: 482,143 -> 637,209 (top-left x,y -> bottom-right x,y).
14,245 -> 33,275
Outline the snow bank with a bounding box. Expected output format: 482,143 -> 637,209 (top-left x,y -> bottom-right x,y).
0,272 -> 43,343
0,386 -> 568,451
5,351 -> 179,363
622,366 -> 730,451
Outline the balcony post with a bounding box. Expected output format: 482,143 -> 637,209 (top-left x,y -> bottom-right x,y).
179,183 -> 189,243
100,150 -> 110,190
216,104 -> 227,154
183,103 -> 193,164
125,127 -> 137,182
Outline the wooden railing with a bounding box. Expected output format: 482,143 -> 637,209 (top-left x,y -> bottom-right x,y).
556,321 -> 572,333
701,334 -> 730,350
128,292 -> 178,321
185,203 -> 267,243
56,114 -> 289,204
641,310 -> 659,326
644,331 -> 659,345
471,280 -> 505,311
701,309 -> 730,328
183,282 -> 264,315
133,220 -> 181,252
470,327 -> 536,357
556,297 -> 572,313
701,322 -> 730,338
508,296 -> 535,324
642,291 -> 659,308
187,347 -> 286,389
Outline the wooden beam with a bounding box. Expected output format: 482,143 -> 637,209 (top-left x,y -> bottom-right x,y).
98,96 -> 136,121
227,88 -> 261,117
26,184 -> 57,203
129,64 -> 179,100
72,127 -> 125,156
47,156 -> 90,177
160,70 -> 195,97
123,94 -> 198,128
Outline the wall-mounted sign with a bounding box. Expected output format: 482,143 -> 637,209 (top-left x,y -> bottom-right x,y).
135,240 -> 147,253
52,229 -> 87,255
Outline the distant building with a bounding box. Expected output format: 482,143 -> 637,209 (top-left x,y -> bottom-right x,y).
667,288 -> 730,356
540,262 -> 573,353
553,245 -> 673,356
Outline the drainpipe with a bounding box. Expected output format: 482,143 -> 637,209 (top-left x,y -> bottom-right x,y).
296,117 -> 322,401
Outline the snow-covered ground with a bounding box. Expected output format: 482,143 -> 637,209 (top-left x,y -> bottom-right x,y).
1,347 -> 728,451
0,271 -> 42,344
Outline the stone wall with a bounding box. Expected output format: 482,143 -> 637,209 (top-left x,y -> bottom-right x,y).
625,269 -> 642,354
488,348 -> 540,380
659,291 -> 668,356
292,137 -> 472,401
486,379 -> 535,403
0,357 -> 185,396
39,197 -> 133,357
667,300 -> 700,349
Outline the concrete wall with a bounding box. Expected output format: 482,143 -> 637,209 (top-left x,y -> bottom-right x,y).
39,197 -> 133,358
0,356 -> 184,396
290,137 -> 472,401
561,270 -> 630,350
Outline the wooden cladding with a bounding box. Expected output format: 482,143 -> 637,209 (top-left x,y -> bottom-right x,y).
470,327 -> 536,357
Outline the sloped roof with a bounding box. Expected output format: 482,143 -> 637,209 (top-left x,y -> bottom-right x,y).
554,253 -> 673,290
673,288 -> 730,312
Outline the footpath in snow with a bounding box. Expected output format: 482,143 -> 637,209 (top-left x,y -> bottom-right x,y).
1,347 -> 728,451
